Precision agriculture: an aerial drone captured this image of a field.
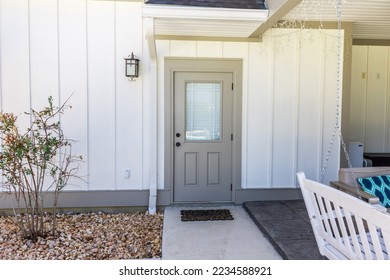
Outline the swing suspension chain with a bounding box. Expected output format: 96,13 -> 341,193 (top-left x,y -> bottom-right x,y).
319,0 -> 362,199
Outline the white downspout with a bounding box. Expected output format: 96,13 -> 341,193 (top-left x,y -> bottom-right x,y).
145,17 -> 158,215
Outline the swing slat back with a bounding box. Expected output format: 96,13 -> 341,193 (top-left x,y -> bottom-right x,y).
297,172 -> 390,260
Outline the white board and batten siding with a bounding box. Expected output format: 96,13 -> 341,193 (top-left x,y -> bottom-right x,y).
0,0 -> 341,193
157,29 -> 342,189
350,45 -> 390,153
0,0 -> 144,191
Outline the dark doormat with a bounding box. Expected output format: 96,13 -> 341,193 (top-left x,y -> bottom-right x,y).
180,209 -> 234,222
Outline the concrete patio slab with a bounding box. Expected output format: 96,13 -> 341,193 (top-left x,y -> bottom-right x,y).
162,205 -> 282,260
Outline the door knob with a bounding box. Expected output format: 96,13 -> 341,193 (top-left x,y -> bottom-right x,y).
176,142 -> 181,147
176,133 -> 181,137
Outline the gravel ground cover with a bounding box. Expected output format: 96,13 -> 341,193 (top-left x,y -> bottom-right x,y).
0,211 -> 164,260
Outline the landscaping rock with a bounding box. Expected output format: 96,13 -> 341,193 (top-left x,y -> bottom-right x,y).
0,212 -> 163,260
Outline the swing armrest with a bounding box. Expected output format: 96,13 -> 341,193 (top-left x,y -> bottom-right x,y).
329,181 -> 380,205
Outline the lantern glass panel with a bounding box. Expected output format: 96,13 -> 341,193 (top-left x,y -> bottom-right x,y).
126,61 -> 137,77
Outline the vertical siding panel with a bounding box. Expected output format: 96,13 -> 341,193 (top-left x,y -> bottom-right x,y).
29,0 -> 59,109
321,30 -> 342,183
267,35 -> 275,188
156,40 -> 170,189
350,46 -> 368,145
115,1 -> 143,190
246,42 -> 272,188
87,1 -> 116,190
292,33 -> 300,186
297,30 -> 323,181
196,41 -> 222,58
169,40 -> 196,57
351,46 -> 390,154
241,43 -> 249,188
0,0 -> 30,130
28,0 -> 59,191
365,46 -> 388,152
58,0 -> 88,190
271,30 -> 297,187
222,42 -> 245,58
142,21 -> 158,191
223,42 -> 248,187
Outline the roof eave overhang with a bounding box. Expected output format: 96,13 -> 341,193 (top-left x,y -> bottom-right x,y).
142,4 -> 269,41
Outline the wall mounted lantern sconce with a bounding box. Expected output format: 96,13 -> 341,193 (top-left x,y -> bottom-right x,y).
124,52 -> 140,81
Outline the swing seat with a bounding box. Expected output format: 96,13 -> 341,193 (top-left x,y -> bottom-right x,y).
297,172 -> 390,260
330,167 -> 390,211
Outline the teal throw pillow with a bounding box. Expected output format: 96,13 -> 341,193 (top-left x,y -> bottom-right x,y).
357,175 -> 390,207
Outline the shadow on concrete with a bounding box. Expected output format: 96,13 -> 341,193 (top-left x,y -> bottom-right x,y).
244,200 -> 326,260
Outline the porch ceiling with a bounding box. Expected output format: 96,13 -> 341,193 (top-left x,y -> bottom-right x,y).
284,0 -> 390,40
143,0 -> 390,41
142,4 -> 269,39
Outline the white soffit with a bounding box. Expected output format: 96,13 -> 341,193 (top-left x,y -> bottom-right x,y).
142,4 -> 269,38
284,0 -> 390,40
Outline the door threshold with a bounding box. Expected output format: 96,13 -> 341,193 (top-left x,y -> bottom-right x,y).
169,201 -> 236,208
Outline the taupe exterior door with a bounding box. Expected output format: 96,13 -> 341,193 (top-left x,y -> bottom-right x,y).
174,72 -> 233,202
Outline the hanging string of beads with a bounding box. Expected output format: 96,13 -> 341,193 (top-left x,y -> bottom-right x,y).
319,0 -> 362,198
319,0 -> 343,183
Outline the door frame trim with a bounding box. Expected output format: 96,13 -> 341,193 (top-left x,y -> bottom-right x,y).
164,58 -> 243,203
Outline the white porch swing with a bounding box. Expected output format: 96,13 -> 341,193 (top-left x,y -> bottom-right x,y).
296,0 -> 390,260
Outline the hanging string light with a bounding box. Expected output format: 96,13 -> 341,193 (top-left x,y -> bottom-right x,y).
318,0 -> 362,198
320,0 -> 342,182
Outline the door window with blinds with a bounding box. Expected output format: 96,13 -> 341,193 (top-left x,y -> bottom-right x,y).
185,82 -> 222,142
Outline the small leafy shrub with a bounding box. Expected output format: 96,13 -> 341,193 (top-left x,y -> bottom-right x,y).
0,97 -> 82,241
